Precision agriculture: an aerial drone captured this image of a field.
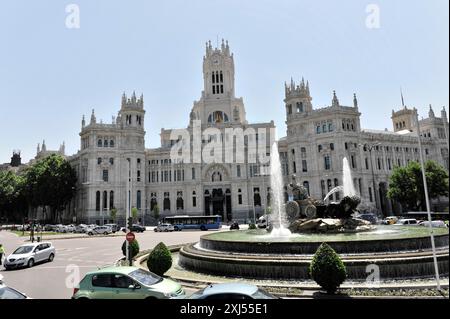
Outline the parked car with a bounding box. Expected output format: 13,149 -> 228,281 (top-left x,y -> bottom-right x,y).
87,226 -> 112,236
188,283 -> 278,299
66,225 -> 76,233
382,216 -> 399,225
75,224 -> 88,233
229,221 -> 240,230
396,218 -> 419,226
0,275 -> 30,299
130,224 -> 146,233
43,224 -> 56,231
3,242 -> 55,269
154,224 -> 174,232
418,220 -> 447,228
72,266 -> 185,299
104,224 -> 119,233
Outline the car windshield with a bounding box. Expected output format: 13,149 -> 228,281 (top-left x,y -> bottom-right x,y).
0,287 -> 26,299
12,246 -> 34,255
251,288 -> 277,299
128,269 -> 162,286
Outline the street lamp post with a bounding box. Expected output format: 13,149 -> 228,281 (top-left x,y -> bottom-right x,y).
414,109 -> 441,291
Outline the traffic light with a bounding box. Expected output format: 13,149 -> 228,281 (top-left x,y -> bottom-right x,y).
127,217 -> 133,230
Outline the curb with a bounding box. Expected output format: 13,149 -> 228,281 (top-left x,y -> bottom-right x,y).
134,244 -> 449,297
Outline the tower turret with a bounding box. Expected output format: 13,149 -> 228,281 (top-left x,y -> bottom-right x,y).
429,104 -> 435,118
284,77 -> 313,119
203,39 -> 235,99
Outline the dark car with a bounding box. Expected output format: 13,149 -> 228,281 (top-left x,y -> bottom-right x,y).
122,224 -> 145,233
229,222 -> 240,230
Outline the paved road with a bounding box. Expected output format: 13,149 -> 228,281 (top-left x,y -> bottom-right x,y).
0,229 -> 211,299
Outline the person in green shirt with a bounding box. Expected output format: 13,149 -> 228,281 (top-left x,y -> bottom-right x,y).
0,244 -> 5,266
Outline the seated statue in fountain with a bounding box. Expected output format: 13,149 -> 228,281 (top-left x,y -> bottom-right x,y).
288,174 -> 309,201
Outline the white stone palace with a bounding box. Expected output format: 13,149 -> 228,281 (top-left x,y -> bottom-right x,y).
11,40 -> 448,225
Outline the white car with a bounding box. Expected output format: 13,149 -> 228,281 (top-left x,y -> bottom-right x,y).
87,226 -> 112,236
0,275 -> 30,299
396,218 -> 419,226
418,220 -> 447,228
4,242 -> 55,269
154,224 -> 175,232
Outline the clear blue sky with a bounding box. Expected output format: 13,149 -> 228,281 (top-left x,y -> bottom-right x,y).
0,0 -> 448,164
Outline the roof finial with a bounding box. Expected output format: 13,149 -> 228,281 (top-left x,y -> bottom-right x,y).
332,90 -> 339,106
353,93 -> 358,108
400,87 -> 405,108
429,104 -> 435,118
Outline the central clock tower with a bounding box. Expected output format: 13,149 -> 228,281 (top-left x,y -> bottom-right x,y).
203,39 -> 235,99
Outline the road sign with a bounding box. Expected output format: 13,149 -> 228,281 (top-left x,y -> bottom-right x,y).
126,232 -> 135,242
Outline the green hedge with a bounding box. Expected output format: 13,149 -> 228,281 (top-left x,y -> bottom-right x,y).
309,243 -> 347,294
121,239 -> 140,260
147,242 -> 172,276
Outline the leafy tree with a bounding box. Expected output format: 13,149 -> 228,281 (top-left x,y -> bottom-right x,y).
0,171 -> 27,222
309,243 -> 347,294
23,154 -> 77,223
147,242 -> 172,276
131,207 -> 138,222
388,160 -> 449,211
152,204 -> 160,220
122,239 -> 140,260
110,207 -> 117,223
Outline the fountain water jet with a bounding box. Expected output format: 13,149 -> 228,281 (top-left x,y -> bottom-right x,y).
342,157 -> 357,197
270,142 -> 291,237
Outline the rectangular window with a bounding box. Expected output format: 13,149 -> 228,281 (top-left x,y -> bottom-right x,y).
137,170 -> 141,182
369,187 -> 373,202
192,167 -> 196,180
292,161 -> 297,173
237,165 -> 241,177
193,197 -> 197,207
324,156 -> 331,170
351,155 -> 356,169
365,158 -> 369,170
302,160 -> 307,172
102,170 -> 109,182
238,194 -> 242,205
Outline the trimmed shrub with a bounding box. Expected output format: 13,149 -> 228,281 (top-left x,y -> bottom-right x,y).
147,242 -> 172,276
121,239 -> 140,260
309,243 -> 347,294
248,223 -> 257,230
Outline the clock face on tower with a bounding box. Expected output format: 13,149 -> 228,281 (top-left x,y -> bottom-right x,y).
213,60 -> 219,65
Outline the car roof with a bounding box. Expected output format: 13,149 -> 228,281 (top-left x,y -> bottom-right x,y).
202,283 -> 258,296
86,266 -> 139,276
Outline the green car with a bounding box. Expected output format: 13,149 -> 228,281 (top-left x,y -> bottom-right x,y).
72,266 -> 185,299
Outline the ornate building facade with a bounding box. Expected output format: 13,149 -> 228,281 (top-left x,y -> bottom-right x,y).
29,40 -> 449,224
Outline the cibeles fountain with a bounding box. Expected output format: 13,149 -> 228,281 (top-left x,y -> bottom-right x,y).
179,143 -> 449,280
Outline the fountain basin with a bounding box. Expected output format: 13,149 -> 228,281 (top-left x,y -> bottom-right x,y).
178,226 -> 449,280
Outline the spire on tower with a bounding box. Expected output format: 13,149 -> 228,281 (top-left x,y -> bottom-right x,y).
428,104 -> 435,118
332,90 -> 339,107
353,93 -> 358,108
37,143 -> 40,154
90,109 -> 96,124
442,106 -> 448,120
42,140 -> 47,152
400,88 -> 406,108
81,114 -> 85,128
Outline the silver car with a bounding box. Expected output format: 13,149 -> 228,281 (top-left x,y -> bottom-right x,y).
0,275 -> 30,299
4,242 -> 56,269
87,226 -> 112,236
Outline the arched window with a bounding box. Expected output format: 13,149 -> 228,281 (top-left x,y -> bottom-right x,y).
318,145 -> 322,152
177,197 -> 184,210
137,191 -> 141,209
110,191 -> 114,209
103,191 -> 108,209
334,179 -> 340,201
163,198 -> 170,211
96,191 -> 101,211
110,140 -> 114,147
104,139 -> 108,147
98,139 -> 102,147
287,105 -> 292,115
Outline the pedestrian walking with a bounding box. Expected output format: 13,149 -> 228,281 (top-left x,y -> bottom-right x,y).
0,244 -> 5,266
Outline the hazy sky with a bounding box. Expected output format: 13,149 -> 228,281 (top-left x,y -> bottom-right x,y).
0,0 -> 448,164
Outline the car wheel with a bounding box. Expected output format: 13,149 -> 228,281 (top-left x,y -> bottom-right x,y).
164,229 -> 168,232
154,228 -> 157,232
27,259 -> 35,268
88,232 -> 93,236
145,296 -> 157,300
174,226 -> 179,231
48,253 -> 55,262
200,226 -> 206,231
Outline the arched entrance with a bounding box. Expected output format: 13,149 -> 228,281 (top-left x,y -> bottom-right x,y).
212,189 -> 224,219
